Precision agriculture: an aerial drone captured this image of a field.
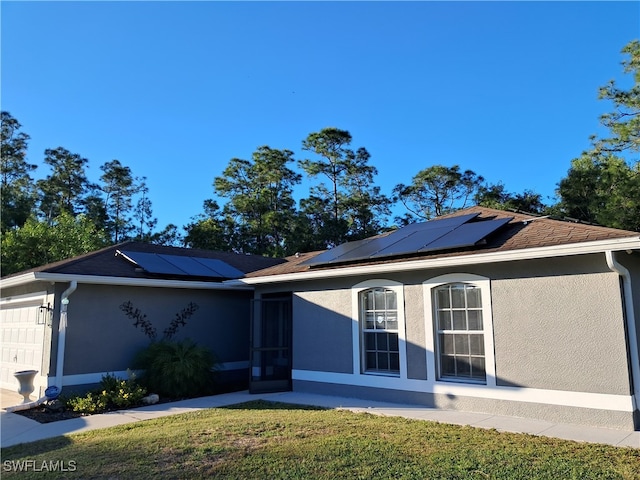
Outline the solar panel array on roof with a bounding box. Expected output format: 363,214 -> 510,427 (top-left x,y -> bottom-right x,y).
419,217 -> 512,253
119,251 -> 185,275
195,258 -> 245,279
156,254 -> 216,277
373,225 -> 457,258
301,235 -> 380,267
302,213 -> 512,267
117,250 -> 244,279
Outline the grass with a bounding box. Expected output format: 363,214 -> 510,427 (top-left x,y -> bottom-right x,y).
2,400 -> 639,479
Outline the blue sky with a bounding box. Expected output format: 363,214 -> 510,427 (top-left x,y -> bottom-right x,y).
2,1 -> 638,232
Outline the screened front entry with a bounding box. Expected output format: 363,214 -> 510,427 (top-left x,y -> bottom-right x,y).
249,294 -> 292,393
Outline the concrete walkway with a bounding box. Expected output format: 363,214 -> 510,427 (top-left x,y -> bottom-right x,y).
1,389 -> 638,449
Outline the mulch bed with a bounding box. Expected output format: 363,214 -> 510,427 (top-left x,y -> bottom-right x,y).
16,405 -> 85,423
14,396 -> 183,424
13,382 -> 248,424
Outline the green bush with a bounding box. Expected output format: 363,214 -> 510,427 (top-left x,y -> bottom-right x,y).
66,391 -> 108,414
134,339 -> 218,399
66,373 -> 147,414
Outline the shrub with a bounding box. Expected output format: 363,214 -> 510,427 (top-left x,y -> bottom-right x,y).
65,373 -> 147,414
134,339 -> 218,399
105,377 -> 147,408
98,371 -> 121,392
66,391 -> 108,414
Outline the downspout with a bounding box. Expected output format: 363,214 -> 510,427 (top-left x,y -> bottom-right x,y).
55,281 -> 77,391
606,251 -> 640,415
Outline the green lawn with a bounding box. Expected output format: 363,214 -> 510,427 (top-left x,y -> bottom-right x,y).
2,401 -> 639,479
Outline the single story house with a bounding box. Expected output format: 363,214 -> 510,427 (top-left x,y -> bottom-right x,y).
0,242 -> 284,396
2,207 -> 639,431
234,207 -> 640,431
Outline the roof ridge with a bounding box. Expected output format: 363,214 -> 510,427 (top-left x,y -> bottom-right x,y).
119,241 -> 281,261
1,241 -> 286,280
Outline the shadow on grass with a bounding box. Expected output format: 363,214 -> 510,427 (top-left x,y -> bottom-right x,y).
1,435 -> 74,458
222,399 -> 328,412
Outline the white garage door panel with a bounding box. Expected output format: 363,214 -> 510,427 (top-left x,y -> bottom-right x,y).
0,292 -> 48,392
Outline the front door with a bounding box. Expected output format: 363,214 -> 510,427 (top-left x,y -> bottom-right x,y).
249,293 -> 292,394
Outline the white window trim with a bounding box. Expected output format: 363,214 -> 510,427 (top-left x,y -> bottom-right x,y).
292,272 -> 634,413
423,273 -> 496,388
352,279 -> 407,380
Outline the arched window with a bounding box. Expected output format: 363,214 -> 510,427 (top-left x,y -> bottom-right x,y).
360,287 -> 399,374
433,282 -> 486,382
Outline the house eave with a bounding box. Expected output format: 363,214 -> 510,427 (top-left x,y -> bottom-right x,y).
228,236 -> 640,286
0,272 -> 255,291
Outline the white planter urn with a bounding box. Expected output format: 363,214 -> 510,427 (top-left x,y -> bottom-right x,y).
14,370 -> 38,403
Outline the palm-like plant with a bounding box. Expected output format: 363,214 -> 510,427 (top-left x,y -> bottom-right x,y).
134,339 -> 218,398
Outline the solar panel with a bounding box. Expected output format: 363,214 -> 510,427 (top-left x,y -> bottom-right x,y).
302,236 -> 383,266
302,213 -> 481,267
405,213 -> 480,231
118,250 -> 244,279
302,213 -> 513,267
419,217 -> 513,252
330,235 -> 405,263
119,251 -> 187,275
374,225 -> 456,258
346,213 -> 482,260
194,258 -> 244,279
158,254 -> 222,277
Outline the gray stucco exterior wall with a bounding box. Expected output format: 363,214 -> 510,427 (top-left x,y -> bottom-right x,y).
404,284 -> 427,380
293,289 -> 353,374
255,252 -> 637,430
271,254 -> 631,394
1,279 -> 255,393
491,271 -> 628,394
61,284 -> 252,376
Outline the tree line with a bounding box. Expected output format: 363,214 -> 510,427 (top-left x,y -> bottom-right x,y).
1,40 -> 638,276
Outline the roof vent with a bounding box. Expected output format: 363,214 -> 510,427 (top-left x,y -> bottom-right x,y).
522,215 -> 550,225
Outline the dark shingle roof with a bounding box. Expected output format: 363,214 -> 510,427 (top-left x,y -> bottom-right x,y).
2,242 -> 286,281
245,207 -> 639,278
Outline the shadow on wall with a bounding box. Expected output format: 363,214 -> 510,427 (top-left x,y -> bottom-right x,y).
291,295 -> 524,409
60,287 -> 253,383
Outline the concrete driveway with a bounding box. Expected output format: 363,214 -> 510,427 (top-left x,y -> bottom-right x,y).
1,388 -> 27,409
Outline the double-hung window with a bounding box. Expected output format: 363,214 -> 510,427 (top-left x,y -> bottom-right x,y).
424,275 -> 495,385
360,287 -> 399,374
434,283 -> 485,381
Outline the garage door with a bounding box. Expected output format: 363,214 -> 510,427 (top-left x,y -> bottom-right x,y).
0,291 -> 49,392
